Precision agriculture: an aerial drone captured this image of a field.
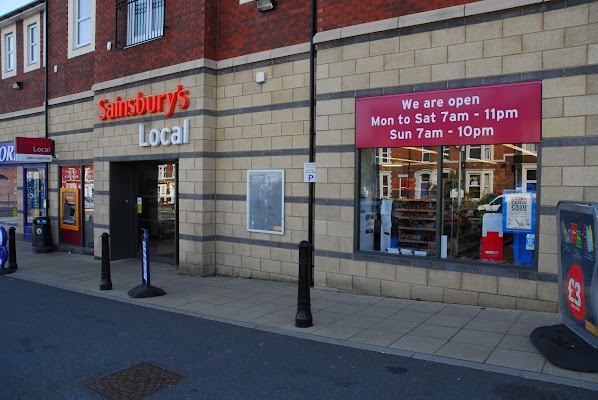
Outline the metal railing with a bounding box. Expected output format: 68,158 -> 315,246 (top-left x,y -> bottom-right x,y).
116,0 -> 165,49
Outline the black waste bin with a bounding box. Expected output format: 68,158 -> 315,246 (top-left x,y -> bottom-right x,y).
32,217 -> 53,253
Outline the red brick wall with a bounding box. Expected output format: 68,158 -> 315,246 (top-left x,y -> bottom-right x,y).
0,15 -> 46,115
216,0 -> 311,61
46,1 -> 95,100
94,0 -> 206,84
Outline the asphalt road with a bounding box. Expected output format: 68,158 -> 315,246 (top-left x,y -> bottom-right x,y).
0,277 -> 596,400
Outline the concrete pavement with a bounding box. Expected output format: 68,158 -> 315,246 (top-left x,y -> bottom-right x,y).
4,240 -> 598,391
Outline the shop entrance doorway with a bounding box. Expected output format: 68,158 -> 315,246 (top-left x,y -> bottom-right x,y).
109,160 -> 178,264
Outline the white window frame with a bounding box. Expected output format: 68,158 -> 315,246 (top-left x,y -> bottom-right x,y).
2,25 -> 17,79
76,0 -> 92,47
396,174 -> 408,199
442,146 -> 450,161
68,0 -> 96,59
466,170 -> 494,198
379,171 -> 392,198
127,0 -> 165,47
466,144 -> 493,161
377,148 -> 391,165
28,25 -> 38,64
422,146 -> 432,163
23,15 -> 41,73
521,143 -> 538,157
521,164 -> 537,192
158,164 -> 167,179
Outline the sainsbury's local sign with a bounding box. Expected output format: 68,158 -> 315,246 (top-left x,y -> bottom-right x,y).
98,85 -> 192,148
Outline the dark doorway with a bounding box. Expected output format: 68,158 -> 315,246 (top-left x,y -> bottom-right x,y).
110,160 -> 178,264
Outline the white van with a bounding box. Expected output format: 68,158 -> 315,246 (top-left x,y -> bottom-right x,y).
477,195 -> 505,213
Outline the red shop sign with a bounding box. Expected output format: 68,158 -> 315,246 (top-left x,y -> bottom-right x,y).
355,82 -> 541,148
14,137 -> 54,162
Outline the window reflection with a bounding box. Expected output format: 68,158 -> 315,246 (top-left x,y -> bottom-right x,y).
359,143 -> 538,266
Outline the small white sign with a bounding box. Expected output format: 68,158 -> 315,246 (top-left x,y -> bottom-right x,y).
304,162 -> 316,183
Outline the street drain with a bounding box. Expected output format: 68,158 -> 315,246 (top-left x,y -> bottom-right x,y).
88,362 -> 184,400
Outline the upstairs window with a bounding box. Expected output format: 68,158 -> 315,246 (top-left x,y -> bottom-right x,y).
28,24 -> 38,64
117,0 -> 165,48
2,25 -> 17,79
68,0 -> 95,58
76,0 -> 92,47
24,14 -> 41,72
5,33 -> 15,71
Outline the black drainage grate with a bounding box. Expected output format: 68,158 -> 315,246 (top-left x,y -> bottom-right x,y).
88,362 -> 184,400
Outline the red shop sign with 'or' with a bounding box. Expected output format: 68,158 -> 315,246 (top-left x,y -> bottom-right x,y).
355,81 -> 541,148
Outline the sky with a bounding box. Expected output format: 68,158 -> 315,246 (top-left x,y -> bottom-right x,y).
0,0 -> 35,17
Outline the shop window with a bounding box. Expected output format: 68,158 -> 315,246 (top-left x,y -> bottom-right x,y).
116,0 -> 165,49
25,168 -> 46,225
359,142 -> 538,266
0,168 -> 18,226
360,148 -> 439,256
84,166 -> 94,248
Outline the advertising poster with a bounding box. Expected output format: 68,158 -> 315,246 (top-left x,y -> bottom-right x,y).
557,202 -> 598,348
504,193 -> 534,232
247,170 -> 285,235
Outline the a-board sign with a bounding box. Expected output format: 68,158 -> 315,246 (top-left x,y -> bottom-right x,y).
557,201 -> 598,348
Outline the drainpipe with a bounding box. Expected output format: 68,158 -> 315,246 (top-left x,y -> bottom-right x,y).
308,0 -> 316,285
44,3 -> 49,217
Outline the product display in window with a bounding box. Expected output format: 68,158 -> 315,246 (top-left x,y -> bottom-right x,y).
359,143 -> 538,267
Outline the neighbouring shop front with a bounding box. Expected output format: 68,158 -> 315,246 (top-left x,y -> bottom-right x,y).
0,140 -> 52,242
356,82 -> 541,268
59,165 -> 94,250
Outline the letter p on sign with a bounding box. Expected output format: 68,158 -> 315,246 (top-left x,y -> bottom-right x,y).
304,162 -> 316,183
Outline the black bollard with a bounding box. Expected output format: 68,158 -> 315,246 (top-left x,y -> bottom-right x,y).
7,227 -> 17,271
295,240 -> 313,328
100,233 -> 112,290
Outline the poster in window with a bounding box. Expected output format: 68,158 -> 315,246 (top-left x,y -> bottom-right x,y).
504,193 -> 533,232
247,170 -> 284,235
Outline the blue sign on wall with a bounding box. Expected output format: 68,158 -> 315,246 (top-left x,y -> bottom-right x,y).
0,142 -> 16,165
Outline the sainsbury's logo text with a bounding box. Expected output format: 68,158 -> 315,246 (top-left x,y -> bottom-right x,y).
98,85 -> 189,121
